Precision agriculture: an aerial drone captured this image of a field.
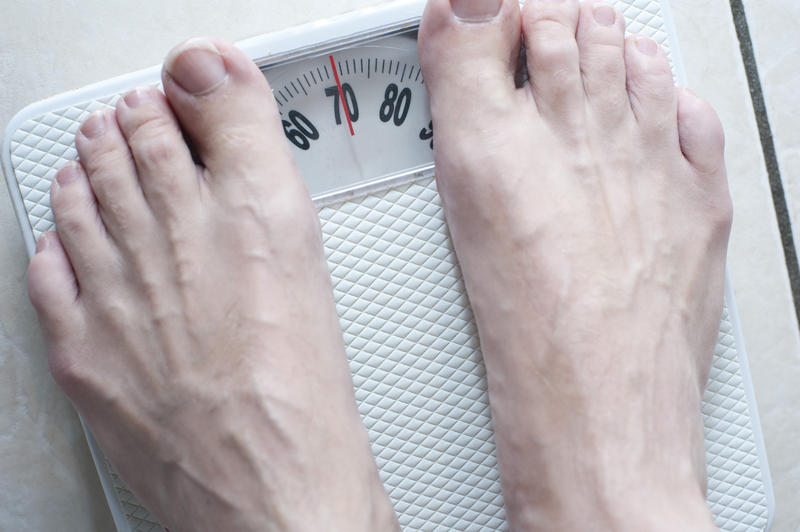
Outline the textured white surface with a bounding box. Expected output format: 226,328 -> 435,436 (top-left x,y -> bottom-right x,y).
323,177 -> 771,531
1,0 -> 795,531
6,120 -> 772,532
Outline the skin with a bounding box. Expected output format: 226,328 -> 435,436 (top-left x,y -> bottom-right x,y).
418,0 -> 727,530
26,0 -> 729,530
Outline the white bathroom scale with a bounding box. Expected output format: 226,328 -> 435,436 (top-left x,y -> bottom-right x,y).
1,1 -> 775,530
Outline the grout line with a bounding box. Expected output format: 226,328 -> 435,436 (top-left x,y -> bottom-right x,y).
729,0 -> 800,331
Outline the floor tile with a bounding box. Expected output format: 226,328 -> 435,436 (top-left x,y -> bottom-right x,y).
672,1 -> 800,530
0,1 -> 797,530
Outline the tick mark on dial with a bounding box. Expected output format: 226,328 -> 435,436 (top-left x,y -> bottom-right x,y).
401,64 -> 407,82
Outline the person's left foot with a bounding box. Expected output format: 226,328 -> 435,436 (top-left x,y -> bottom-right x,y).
418,0 -> 729,529
27,37 -> 399,532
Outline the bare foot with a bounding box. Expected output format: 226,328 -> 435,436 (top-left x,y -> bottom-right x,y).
26,38 -> 399,532
419,0 -> 730,530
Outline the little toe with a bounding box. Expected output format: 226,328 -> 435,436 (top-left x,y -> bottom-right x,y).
161,37 -> 301,196
576,1 -> 628,123
115,85 -> 201,217
50,162 -> 116,292
521,0 -> 583,123
418,0 -> 521,135
624,35 -> 679,142
27,231 -> 82,342
677,87 -> 725,174
75,109 -> 151,238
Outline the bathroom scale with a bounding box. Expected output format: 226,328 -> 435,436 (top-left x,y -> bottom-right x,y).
1,1 -> 774,530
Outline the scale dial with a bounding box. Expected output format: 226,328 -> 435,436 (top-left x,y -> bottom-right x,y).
262,33 -> 433,198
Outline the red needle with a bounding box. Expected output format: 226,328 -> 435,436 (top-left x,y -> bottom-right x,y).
329,55 -> 354,136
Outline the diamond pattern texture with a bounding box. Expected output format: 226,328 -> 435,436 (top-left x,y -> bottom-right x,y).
3,1 -> 769,531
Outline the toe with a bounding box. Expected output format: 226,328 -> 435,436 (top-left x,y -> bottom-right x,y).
161,37 -> 301,196
521,0 -> 583,123
418,0 -> 521,127
27,231 -> 82,341
677,87 -> 725,173
50,162 -> 116,291
624,35 -> 678,141
75,109 -> 152,239
115,85 -> 201,218
576,1 -> 628,124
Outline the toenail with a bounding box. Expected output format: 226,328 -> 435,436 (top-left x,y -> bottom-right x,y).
450,0 -> 502,22
56,162 -> 81,187
164,37 -> 228,95
635,36 -> 659,56
80,111 -> 107,139
681,86 -> 698,98
124,87 -> 154,108
593,4 -> 616,26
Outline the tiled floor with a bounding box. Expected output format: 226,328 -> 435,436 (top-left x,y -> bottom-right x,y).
0,1 -> 797,530
742,0 -> 800,525
677,1 -> 800,529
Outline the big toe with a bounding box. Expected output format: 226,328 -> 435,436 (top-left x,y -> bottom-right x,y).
162,37 -> 304,198
419,0 -> 522,146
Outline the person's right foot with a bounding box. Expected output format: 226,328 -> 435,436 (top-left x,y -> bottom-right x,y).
27,37 -> 399,532
419,0 -> 729,530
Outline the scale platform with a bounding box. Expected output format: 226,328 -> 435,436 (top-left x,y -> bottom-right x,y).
1,1 -> 774,530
